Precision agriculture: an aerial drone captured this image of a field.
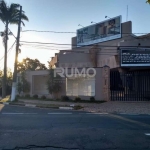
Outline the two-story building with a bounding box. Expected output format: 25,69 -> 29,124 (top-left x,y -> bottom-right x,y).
17,16 -> 150,101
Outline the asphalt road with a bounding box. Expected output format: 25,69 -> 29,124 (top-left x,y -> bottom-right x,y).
0,104 -> 150,150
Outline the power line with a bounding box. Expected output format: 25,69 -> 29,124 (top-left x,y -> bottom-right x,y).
21,43 -> 119,50
21,46 -> 120,55
18,34 -> 137,46
0,41 -> 16,63
21,30 -> 75,33
22,45 -> 118,51
1,21 -> 17,39
20,40 -> 150,48
21,44 -> 71,49
21,30 -> 150,35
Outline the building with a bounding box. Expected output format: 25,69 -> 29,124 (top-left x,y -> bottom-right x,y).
17,16 -> 150,101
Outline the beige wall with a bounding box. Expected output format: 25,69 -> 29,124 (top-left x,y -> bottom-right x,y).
17,67 -> 109,101
49,55 -> 58,68
32,75 -> 49,95
17,70 -> 66,99
64,67 -> 106,101
58,52 -> 93,68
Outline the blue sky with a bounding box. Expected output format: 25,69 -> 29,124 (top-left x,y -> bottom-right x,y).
0,0 -> 150,70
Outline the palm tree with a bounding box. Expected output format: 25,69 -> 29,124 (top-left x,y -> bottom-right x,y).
147,0 -> 150,4
0,0 -> 29,98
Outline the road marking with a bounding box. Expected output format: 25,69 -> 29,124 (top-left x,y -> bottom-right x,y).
119,113 -> 139,115
25,104 -> 36,107
2,113 -> 24,115
86,113 -> 108,115
23,113 -> 38,115
145,133 -> 150,136
59,107 -> 73,110
3,102 -> 9,105
2,113 -> 37,115
48,113 -> 72,115
110,114 -> 150,128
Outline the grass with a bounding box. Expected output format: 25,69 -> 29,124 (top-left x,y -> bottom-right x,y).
73,105 -> 84,110
0,95 -> 10,103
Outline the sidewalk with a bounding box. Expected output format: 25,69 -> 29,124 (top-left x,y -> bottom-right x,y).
1,98 -> 150,114
18,99 -> 150,114
80,101 -> 150,114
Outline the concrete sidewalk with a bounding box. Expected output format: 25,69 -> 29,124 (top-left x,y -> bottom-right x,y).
17,99 -> 150,114
1,98 -> 150,114
80,101 -> 150,114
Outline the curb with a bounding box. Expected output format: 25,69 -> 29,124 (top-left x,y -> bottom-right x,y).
1,102 -> 150,115
1,102 -> 74,110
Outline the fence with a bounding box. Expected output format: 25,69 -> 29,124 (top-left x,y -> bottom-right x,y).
110,70 -> 150,101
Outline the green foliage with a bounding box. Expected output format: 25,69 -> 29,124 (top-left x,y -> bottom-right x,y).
90,96 -> 95,102
33,94 -> 38,99
74,97 -> 81,101
41,95 -> 46,99
61,96 -> 70,101
0,0 -> 29,25
74,105 -> 83,110
47,68 -> 62,98
146,0 -> 150,4
17,57 -> 47,73
0,68 -> 13,88
16,94 -> 20,98
24,94 -> 30,98
17,72 -> 30,94
17,82 -> 22,94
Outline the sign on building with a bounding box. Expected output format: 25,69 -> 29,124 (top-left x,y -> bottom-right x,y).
77,16 -> 122,47
121,48 -> 150,67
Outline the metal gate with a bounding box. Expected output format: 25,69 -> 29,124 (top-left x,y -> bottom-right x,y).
110,70 -> 150,101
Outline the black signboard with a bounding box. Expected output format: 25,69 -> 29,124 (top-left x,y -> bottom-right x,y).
121,49 -> 150,67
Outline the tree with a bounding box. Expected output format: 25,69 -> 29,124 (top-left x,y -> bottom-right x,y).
0,68 -> 13,96
47,68 -> 62,99
0,0 -> 29,98
0,68 -> 13,85
17,72 -> 30,95
17,57 -> 47,73
146,0 -> 150,4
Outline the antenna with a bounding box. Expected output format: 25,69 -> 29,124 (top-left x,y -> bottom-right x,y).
126,5 -> 128,21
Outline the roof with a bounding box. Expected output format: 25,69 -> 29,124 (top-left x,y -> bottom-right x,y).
131,33 -> 150,39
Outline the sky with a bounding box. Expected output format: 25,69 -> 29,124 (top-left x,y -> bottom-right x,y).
0,0 -> 150,71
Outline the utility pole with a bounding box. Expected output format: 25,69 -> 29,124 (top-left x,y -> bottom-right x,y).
11,6 -> 22,101
2,27 -> 8,98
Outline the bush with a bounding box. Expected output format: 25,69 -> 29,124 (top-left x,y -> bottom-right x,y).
16,94 -> 20,98
74,97 -> 81,102
90,96 -> 95,102
25,94 -> 30,98
61,96 -> 70,101
41,95 -> 46,99
33,94 -> 38,99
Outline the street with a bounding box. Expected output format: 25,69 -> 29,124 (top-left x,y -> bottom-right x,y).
0,104 -> 150,150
